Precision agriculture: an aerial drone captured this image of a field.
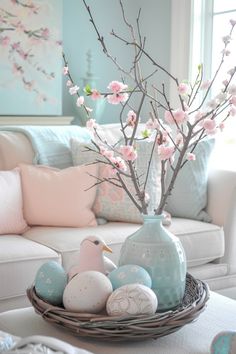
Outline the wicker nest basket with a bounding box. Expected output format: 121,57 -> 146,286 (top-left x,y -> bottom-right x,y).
27,273 -> 209,341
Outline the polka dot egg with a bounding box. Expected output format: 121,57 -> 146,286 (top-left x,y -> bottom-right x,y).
35,261 -> 67,305
108,264 -> 152,290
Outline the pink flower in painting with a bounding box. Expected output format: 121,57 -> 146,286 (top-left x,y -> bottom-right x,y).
126,110 -> 137,126
66,80 -> 72,87
186,152 -> 196,161
178,83 -> 190,95
158,145 -> 175,161
0,36 -> 10,46
41,28 -> 50,40
91,89 -> 102,100
63,66 -> 69,75
230,96 -> 236,106
203,119 -> 217,134
107,81 -> 128,93
69,85 -> 79,95
86,118 -> 97,130
119,145 -> 137,161
107,93 -> 129,104
76,96 -> 84,107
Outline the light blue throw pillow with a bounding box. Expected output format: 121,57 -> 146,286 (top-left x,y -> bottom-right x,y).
165,138 -> 215,222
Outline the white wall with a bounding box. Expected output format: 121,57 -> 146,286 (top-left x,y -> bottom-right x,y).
62,0 -> 171,125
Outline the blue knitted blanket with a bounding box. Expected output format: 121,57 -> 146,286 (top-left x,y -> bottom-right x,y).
0,125 -> 92,169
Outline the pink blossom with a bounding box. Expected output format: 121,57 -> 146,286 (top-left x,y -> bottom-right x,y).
86,119 -> 97,130
216,92 -> 227,103
200,80 -> 211,90
69,85 -> 79,95
175,133 -> 183,146
107,81 -> 128,93
145,118 -> 159,130
222,49 -> 231,56
109,157 -> 127,174
230,107 -> 236,116
165,109 -> 187,125
228,67 -> 236,76
66,80 -> 72,87
228,84 -> 236,95
119,145 -> 137,161
126,110 -> 137,126
63,66 -> 69,75
178,83 -> 190,95
222,35 -> 231,44
230,19 -> 236,26
158,145 -> 175,161
107,93 -> 129,104
219,122 -> 225,131
230,96 -> 236,106
222,79 -> 229,86
207,99 -> 218,109
91,89 -> 102,100
186,152 -> 196,161
194,111 -> 204,123
100,147 -> 114,160
203,119 -> 217,134
76,96 -> 84,107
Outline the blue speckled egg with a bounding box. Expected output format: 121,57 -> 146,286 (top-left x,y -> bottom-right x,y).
108,264 -> 152,290
34,261 -> 67,305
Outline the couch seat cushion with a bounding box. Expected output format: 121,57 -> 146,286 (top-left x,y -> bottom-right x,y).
0,236 -> 60,301
23,218 -> 224,271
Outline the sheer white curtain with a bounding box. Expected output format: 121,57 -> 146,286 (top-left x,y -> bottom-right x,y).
183,0 -> 236,170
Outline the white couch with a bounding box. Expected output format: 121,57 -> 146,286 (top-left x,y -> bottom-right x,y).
0,125 -> 236,313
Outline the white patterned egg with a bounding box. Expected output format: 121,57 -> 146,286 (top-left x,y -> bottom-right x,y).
63,271 -> 113,313
35,261 -> 67,305
108,264 -> 152,289
106,284 -> 158,316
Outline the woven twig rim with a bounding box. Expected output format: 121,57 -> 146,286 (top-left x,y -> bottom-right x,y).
27,273 -> 209,341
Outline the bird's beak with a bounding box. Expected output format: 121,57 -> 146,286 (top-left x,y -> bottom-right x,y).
102,244 -> 112,253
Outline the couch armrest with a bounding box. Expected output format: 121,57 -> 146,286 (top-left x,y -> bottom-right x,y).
207,168 -> 236,273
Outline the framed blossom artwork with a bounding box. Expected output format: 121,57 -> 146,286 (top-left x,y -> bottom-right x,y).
0,0 -> 62,115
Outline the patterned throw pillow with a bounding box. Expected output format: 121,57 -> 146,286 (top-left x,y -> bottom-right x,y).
165,138 -> 215,222
70,139 -> 161,224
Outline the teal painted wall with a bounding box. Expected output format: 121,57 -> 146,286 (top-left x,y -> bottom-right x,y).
63,0 -> 171,125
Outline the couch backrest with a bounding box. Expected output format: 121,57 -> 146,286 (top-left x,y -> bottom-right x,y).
0,131 -> 35,170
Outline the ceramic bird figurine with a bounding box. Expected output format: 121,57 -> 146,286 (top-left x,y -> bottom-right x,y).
68,236 -> 113,280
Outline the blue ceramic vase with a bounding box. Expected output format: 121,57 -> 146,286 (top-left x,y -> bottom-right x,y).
119,214 -> 187,311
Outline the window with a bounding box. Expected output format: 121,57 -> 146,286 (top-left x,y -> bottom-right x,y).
190,0 -> 236,170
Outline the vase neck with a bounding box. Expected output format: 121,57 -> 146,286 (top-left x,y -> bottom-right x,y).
142,214 -> 164,224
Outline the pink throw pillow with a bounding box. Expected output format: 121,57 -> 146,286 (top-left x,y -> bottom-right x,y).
19,164 -> 98,227
0,169 -> 28,234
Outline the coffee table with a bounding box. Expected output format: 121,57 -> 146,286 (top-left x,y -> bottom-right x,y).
0,291 -> 235,354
